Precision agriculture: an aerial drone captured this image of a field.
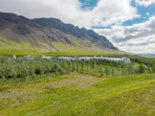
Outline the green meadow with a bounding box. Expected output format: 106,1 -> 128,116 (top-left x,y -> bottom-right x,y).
0,57 -> 155,116
1,73 -> 155,116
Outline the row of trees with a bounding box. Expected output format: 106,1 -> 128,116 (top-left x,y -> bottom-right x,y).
131,57 -> 155,66
0,57 -> 155,80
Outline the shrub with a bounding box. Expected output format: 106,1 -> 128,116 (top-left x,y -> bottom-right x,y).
105,66 -> 110,76
152,64 -> 155,73
139,64 -> 146,74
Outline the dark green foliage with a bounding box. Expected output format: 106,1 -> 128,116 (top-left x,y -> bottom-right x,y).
55,71 -> 59,77
0,57 -> 66,79
81,62 -> 86,73
147,65 -> 152,74
86,64 -> 90,73
59,67 -> 66,75
0,56 -> 154,80
98,65 -> 104,76
72,61 -> 77,71
94,68 -> 98,75
152,64 -> 155,73
76,63 -> 80,71
62,60 -> 68,70
131,57 -> 155,66
101,68 -> 104,76
138,64 -> 146,74
105,66 -> 110,76
129,65 -> 134,75
97,59 -> 124,68
68,61 -> 73,72
111,68 -> 115,76
121,68 -> 127,76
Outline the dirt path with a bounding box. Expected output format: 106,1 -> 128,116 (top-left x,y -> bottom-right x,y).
43,73 -> 105,89
0,73 -> 105,104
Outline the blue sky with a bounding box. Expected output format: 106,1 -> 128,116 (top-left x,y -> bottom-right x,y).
80,0 -> 99,10
0,0 -> 155,53
79,0 -> 155,54
123,0 -> 155,26
80,0 -> 155,27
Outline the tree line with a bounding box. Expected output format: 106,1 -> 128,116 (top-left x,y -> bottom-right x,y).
0,57 -> 155,81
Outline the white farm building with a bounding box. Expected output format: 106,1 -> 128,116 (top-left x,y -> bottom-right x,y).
78,56 -> 130,64
58,56 -> 76,61
42,55 -> 76,61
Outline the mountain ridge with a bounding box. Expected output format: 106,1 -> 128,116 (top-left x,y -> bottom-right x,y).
0,12 -> 120,56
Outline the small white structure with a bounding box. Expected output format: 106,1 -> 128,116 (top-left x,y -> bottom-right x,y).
41,55 -> 58,60
78,56 -> 93,61
78,55 -> 130,64
41,56 -> 76,61
13,55 -> 16,59
122,57 -> 130,64
42,55 -> 45,58
19,55 -> 37,60
58,56 -> 75,61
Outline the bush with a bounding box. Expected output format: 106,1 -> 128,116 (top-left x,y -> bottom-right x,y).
152,64 -> 155,73
138,64 -> 146,74
105,66 -> 110,76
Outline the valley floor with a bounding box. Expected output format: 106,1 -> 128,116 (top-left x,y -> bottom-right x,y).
1,73 -> 155,116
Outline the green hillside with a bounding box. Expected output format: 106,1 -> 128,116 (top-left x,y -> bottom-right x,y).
0,36 -> 125,56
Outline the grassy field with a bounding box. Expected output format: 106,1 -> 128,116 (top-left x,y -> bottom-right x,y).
1,72 -> 155,116
1,36 -> 155,116
0,36 -> 127,56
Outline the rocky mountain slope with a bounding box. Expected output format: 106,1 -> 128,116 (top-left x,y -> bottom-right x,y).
0,12 -> 119,55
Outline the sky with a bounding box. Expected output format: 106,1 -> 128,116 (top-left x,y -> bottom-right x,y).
0,0 -> 155,54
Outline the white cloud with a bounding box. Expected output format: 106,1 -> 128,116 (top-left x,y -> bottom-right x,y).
94,16 -> 155,53
135,0 -> 155,6
0,0 -> 139,29
146,12 -> 150,16
94,25 -> 125,42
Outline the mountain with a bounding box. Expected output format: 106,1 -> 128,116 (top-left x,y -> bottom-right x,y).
0,12 -> 120,56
